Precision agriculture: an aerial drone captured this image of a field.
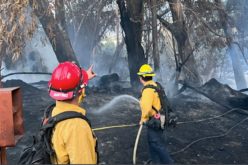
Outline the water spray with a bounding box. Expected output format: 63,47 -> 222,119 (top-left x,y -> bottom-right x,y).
92,94 -> 142,164
95,94 -> 139,114
91,93 -> 248,164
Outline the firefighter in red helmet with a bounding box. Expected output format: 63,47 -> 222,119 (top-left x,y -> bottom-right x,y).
48,61 -> 97,164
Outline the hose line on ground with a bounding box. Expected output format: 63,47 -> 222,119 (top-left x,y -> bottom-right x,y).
172,108 -> 248,155
91,108 -> 248,164
177,108 -> 247,125
171,117 -> 248,155
93,124 -> 138,131
92,108 -> 247,132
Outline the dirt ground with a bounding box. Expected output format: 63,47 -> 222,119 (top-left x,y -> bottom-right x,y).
4,80 -> 248,164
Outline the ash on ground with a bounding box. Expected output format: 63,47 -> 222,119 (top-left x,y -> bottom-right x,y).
3,78 -> 248,164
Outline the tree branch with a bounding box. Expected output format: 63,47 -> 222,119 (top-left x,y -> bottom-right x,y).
239,88 -> 248,92
157,8 -> 170,18
30,0 -> 79,64
157,15 -> 173,31
178,80 -> 230,109
181,46 -> 196,67
97,12 -> 116,44
108,40 -> 125,73
184,8 -> 226,38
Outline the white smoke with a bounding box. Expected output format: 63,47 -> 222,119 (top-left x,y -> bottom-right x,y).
2,24 -> 58,83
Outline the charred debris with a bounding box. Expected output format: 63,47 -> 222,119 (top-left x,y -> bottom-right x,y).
2,74 -> 248,164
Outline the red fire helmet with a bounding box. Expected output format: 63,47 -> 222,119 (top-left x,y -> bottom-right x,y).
48,61 -> 88,100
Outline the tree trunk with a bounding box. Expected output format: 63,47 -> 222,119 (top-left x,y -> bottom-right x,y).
68,3 -> 115,68
168,0 -> 201,86
74,35 -> 94,68
30,0 -> 79,65
108,40 -> 125,73
215,0 -> 247,90
151,0 -> 159,71
228,43 -> 247,90
158,0 -> 201,88
117,0 -> 147,87
116,9 -> 120,46
55,0 -> 67,33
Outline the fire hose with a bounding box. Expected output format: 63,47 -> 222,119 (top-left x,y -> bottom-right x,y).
92,108 -> 248,164
92,124 -> 138,131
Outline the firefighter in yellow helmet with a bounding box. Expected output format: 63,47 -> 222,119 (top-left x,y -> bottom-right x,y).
138,64 -> 174,164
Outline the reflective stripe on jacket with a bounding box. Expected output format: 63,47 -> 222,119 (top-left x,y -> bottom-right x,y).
140,80 -> 161,123
51,101 -> 97,164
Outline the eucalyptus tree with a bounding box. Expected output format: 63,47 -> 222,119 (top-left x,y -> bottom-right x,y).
155,0 -> 247,92
117,0 -> 147,87
65,0 -> 116,67
0,0 -> 37,70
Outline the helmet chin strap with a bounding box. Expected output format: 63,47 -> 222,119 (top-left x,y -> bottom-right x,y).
78,89 -> 86,104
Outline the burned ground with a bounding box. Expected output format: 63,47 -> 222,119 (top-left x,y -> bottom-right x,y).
4,79 -> 248,164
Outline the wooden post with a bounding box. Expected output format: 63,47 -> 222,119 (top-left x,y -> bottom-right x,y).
0,147 -> 7,165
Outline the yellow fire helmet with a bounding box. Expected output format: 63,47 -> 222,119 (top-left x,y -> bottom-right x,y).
137,64 -> 156,77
